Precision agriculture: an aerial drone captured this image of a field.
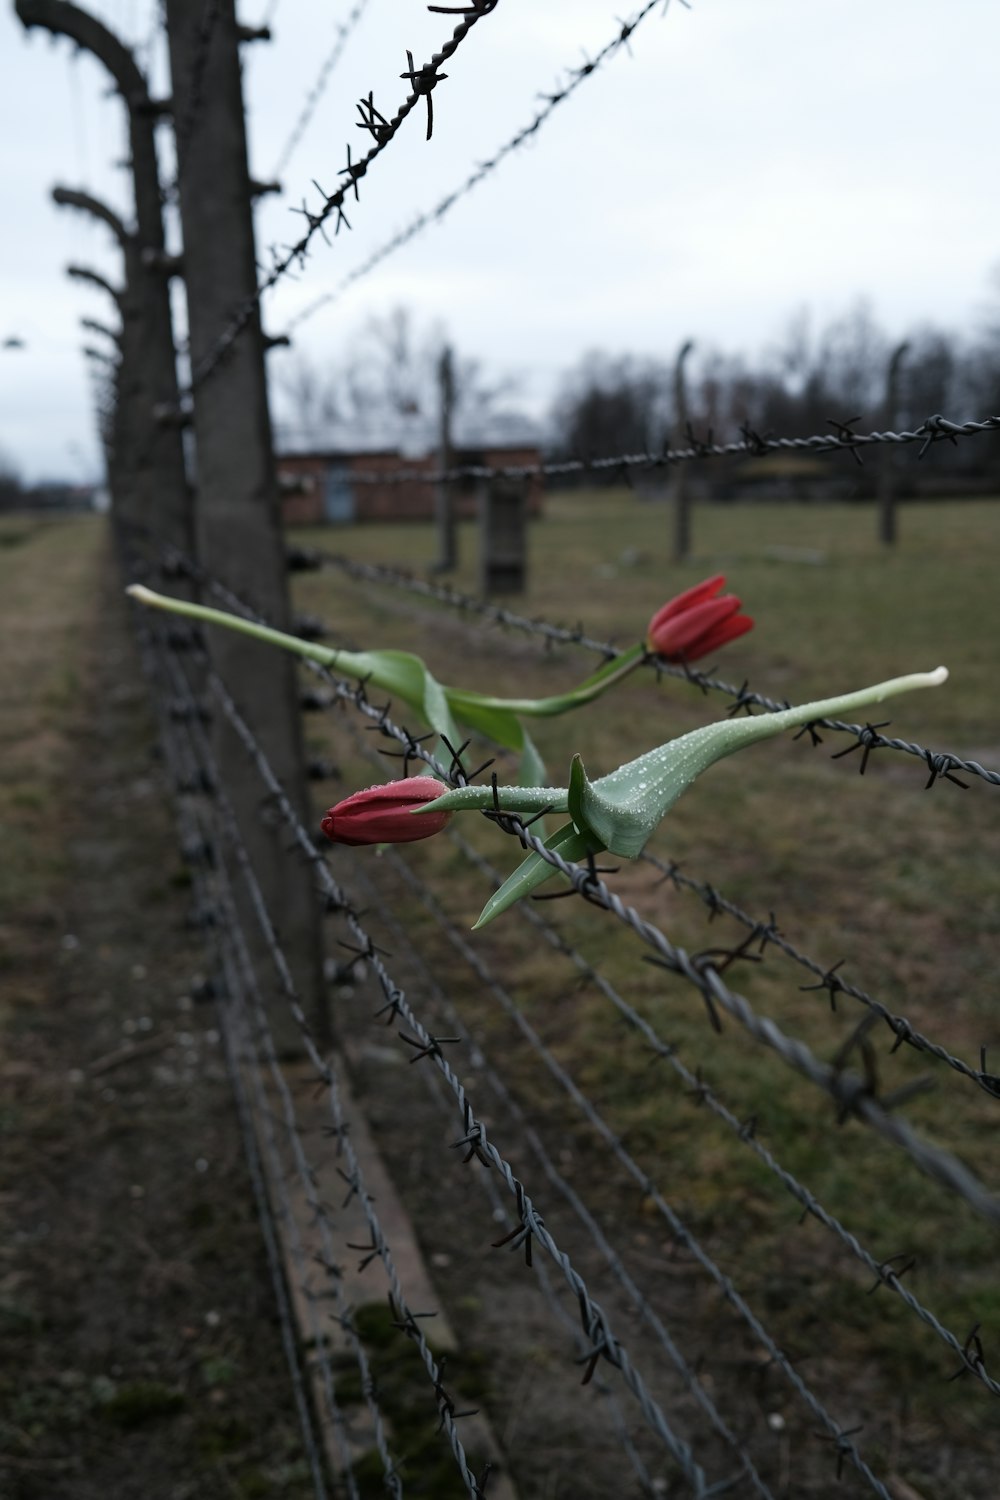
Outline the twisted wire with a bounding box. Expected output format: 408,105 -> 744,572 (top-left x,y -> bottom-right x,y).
442,830 -> 1000,1399
303,414 -> 1000,484
204,666 -> 738,1495
149,549 -> 1000,1211
320,691 -> 1000,1397
490,815 -> 1000,1227
271,0 -> 374,181
131,616 -> 340,1495
637,852 -> 998,1100
348,861 -> 662,1496
290,543 -> 1000,792
347,857 -> 773,1496
182,560 -> 1000,1221
286,0 -> 675,332
188,1 -> 500,393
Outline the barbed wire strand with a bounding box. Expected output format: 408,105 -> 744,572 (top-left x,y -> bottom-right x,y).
138,582 -> 995,1488
289,545 -> 618,655
179,559 -> 1000,1219
139,622 -> 383,1493
197,660 -> 768,1496
289,543 -> 1000,792
438,830 -> 1000,1400
188,0 -> 500,393
293,413 -> 1000,484
486,811 -> 1000,1227
345,857 -> 775,1496
636,851 -> 1000,1100
271,0 -> 374,181
285,0 -> 679,332
131,619 -> 341,1497
153,636 -> 442,1497
384,967 -> 662,1499
205,658 -> 902,1497
327,688 -> 1000,1400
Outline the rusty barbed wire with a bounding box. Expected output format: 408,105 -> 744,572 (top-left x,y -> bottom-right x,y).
285,0 -> 679,333
270,0 -> 374,181
301,412 -> 1000,485
287,542 -> 1000,793
185,1 -> 499,394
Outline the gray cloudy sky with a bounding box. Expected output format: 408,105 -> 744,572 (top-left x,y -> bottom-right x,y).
2,0 -> 999,480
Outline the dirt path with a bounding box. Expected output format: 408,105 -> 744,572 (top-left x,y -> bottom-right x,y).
1,522 -> 318,1499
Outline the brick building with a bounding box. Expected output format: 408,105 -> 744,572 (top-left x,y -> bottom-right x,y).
276,445 -> 543,526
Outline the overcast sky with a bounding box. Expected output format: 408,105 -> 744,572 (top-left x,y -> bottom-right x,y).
2,0 -> 999,481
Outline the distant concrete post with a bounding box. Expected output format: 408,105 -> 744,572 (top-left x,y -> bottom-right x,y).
878,340 -> 909,548
67,263 -> 127,315
671,339 -> 695,562
479,476 -> 527,596
163,0 -> 326,1049
55,188 -> 143,526
17,0 -> 191,558
434,343 -> 457,572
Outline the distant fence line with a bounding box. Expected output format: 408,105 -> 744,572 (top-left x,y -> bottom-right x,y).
23,0 -> 1000,1492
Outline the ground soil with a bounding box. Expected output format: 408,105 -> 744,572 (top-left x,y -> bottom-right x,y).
3,515 -> 998,1500
0,539 -> 318,1500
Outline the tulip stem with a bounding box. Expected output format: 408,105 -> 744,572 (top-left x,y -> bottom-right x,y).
126,585 -> 346,670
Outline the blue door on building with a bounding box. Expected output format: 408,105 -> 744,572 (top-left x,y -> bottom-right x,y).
324,465 -> 355,524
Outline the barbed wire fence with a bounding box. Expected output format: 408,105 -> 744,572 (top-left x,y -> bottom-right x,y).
123,539 -> 1000,1493
28,0 -> 1000,1494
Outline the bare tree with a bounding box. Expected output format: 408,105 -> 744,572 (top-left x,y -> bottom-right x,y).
549,351 -> 669,459
271,306 -> 520,452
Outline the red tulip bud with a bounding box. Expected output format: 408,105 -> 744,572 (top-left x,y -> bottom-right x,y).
321,776 -> 451,846
646,575 -> 753,662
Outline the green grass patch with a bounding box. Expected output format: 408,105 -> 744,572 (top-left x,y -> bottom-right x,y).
293,494 -> 1000,1456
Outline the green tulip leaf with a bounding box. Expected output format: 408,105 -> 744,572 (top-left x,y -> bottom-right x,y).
472,819 -> 603,929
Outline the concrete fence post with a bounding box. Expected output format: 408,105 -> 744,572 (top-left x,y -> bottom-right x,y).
671,338 -> 695,563
17,0 -> 191,556
163,0 -> 326,1050
878,340 -> 910,548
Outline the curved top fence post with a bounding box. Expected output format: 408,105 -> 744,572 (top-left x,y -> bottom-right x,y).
17,0 -> 190,554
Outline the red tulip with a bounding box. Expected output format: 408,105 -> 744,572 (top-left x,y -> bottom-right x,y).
646,575 -> 753,663
321,776 -> 451,846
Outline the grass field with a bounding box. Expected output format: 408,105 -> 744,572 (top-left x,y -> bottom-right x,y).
3,497 -> 999,1496
289,493 -> 1000,1494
